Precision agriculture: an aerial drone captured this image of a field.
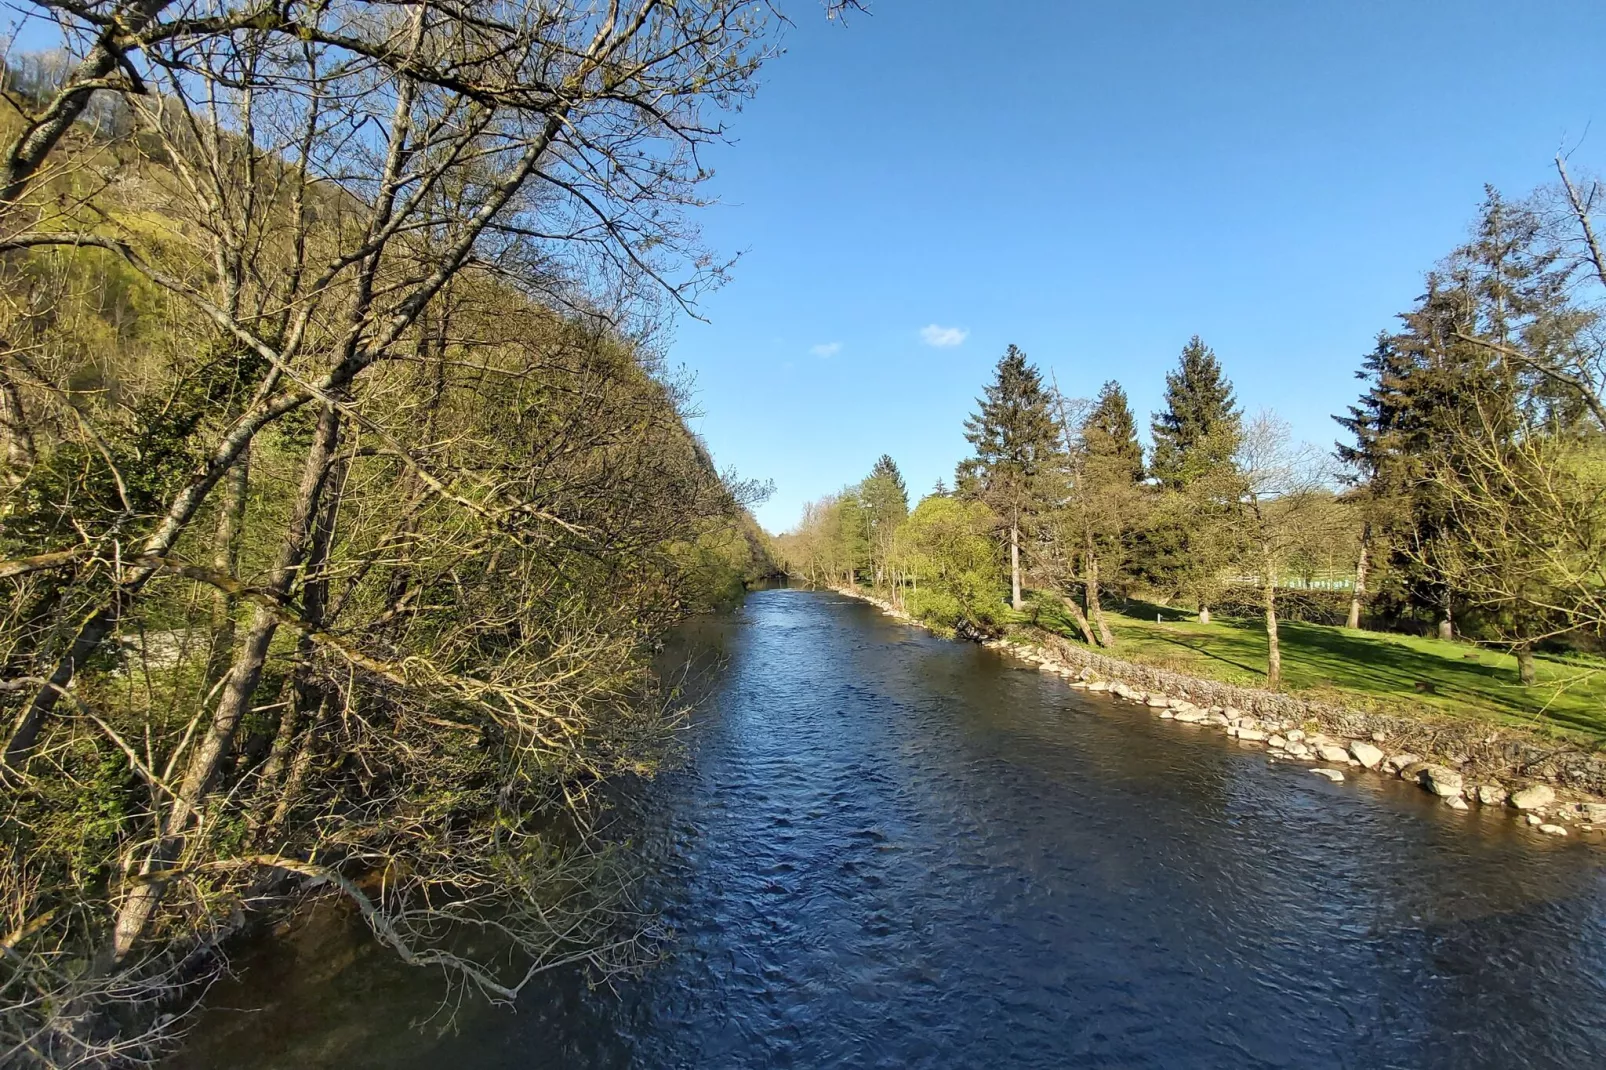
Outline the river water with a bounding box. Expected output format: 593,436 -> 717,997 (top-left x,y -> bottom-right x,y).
174,589 -> 1606,1069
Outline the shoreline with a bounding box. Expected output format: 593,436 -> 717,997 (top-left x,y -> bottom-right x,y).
824,585 -> 1606,841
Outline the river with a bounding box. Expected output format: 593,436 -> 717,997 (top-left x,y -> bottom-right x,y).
173,588 -> 1606,1069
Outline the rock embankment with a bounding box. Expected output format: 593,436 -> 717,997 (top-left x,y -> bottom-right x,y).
831,586 -> 1606,842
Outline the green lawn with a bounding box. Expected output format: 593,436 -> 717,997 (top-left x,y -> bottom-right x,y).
1030,597 -> 1606,741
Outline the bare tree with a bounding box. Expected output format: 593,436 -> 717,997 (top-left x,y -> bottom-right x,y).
1234,411 -> 1331,690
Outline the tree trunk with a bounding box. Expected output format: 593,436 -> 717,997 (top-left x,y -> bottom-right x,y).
203,453 -> 250,690
109,403 -> 342,964
1010,516 -> 1022,611
1060,595 -> 1096,646
1263,571 -> 1281,691
0,366 -> 37,486
1346,522 -> 1370,630
1084,530 -> 1113,647
1516,642 -> 1536,686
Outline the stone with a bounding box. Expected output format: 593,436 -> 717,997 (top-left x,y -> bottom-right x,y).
1476,784 -> 1509,807
1205,713 -> 1230,727
1160,710 -> 1175,719
1445,796 -> 1470,811
1222,706 -> 1243,719
1371,730 -> 1388,743
1237,728 -> 1267,742
1574,802 -> 1606,823
1146,695 -> 1169,707
1312,768 -> 1345,782
1509,784 -> 1556,811
1527,814 -> 1543,826
1418,765 -> 1464,798
1539,823 -> 1568,837
1087,681 -> 1109,692
1286,741 -> 1311,759
1348,741 -> 1385,770
1384,753 -> 1422,776
1174,710 -> 1206,724
1267,735 -> 1288,749
1285,729 -> 1305,743
1316,744 -> 1350,763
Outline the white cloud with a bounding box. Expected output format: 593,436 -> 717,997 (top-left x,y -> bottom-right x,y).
920,324 -> 969,348
810,341 -> 841,358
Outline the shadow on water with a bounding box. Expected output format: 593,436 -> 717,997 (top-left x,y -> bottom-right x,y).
171,589 -> 1606,1070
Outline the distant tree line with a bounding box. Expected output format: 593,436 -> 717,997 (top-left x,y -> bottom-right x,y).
777,164 -> 1606,693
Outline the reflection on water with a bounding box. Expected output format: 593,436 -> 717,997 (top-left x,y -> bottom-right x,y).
173,590 -> 1606,1069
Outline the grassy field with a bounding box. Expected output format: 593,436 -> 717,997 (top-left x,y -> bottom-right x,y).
1031,597 -> 1606,741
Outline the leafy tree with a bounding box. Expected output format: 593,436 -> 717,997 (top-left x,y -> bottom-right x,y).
956,345 -> 1063,610
893,494 -> 1006,634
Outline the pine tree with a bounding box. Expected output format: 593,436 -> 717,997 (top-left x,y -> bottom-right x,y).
1149,336 -> 1241,488
1084,380 -> 1145,483
861,454 -> 909,587
956,344 -> 1063,610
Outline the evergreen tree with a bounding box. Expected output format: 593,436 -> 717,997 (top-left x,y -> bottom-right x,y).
861,454 -> 909,586
1084,380 -> 1145,483
956,344 -> 1063,610
1149,336 -> 1241,488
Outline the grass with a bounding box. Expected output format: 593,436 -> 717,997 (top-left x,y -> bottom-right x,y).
1030,596 -> 1606,742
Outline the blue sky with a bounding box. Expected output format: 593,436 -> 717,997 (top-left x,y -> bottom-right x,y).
666,0 -> 1606,532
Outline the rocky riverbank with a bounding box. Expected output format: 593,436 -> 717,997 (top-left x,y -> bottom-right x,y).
830,586 -> 1606,841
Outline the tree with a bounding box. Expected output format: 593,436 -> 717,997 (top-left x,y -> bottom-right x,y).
956,345 -> 1063,611
1084,381 -> 1145,484
861,454 -> 909,588
1149,336 -> 1241,489
1234,412 -> 1331,690
892,494 -> 1006,634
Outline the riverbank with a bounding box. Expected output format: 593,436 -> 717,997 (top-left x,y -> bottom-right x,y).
830,586 -> 1606,840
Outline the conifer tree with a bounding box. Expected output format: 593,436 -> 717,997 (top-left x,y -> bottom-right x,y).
957,345 -> 1062,610
1084,381 -> 1145,483
1149,336 -> 1241,488
861,454 -> 909,588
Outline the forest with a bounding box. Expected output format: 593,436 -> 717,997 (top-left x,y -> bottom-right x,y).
0,3 -> 815,1066
778,175 -> 1606,716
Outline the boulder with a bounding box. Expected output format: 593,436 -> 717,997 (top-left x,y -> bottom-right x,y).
1316,744 -> 1350,763
1312,768 -> 1345,782
1371,730 -> 1388,743
1087,681 -> 1109,692
1539,823 -> 1568,837
1476,784 -> 1508,807
1205,712 -> 1230,727
1445,796 -> 1469,811
1285,729 -> 1305,743
1160,710 -> 1175,719
1145,694 -> 1169,707
1237,728 -> 1267,742
1418,765 -> 1464,798
1286,741 -> 1311,759
1510,784 -> 1555,811
1267,735 -> 1288,749
1348,741 -> 1385,770
1384,753 -> 1422,776
1526,814 -> 1543,826
1222,706 -> 1244,720
1174,710 -> 1206,724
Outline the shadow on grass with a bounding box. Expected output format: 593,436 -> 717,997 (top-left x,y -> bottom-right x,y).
1031,594 -> 1606,739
